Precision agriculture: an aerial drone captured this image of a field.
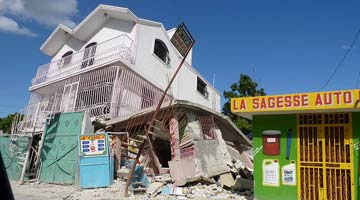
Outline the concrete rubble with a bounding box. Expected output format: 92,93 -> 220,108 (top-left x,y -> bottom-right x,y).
142,157 -> 253,200
104,101 -> 254,199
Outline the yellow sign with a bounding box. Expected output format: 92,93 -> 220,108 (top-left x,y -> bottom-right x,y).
231,89 -> 360,113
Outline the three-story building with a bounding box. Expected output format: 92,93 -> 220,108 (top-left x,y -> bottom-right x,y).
23,4 -> 220,129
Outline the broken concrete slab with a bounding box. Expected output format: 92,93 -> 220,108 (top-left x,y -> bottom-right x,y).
168,157 -> 197,183
153,174 -> 172,184
116,168 -> 129,180
160,184 -> 188,196
147,182 -> 163,197
219,173 -> 235,188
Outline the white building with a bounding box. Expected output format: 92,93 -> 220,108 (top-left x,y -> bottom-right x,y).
22,4 -> 221,130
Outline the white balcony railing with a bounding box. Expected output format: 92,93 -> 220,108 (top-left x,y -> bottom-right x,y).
32,34 -> 135,86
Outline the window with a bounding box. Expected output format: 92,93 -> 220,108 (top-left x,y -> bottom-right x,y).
81,42 -> 97,68
154,39 -> 170,64
59,51 -> 73,67
197,77 -> 208,98
199,116 -> 216,140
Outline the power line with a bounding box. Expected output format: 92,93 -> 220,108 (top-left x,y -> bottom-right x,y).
320,28 -> 360,90
356,72 -> 360,88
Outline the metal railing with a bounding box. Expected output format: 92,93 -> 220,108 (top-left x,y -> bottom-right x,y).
32,34 -> 135,86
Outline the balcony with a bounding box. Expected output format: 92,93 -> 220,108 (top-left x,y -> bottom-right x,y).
31,34 -> 135,87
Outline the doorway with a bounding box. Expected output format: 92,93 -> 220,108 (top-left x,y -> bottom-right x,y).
297,113 -> 354,200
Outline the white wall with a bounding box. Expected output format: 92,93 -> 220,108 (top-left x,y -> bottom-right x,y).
84,18 -> 136,48
134,23 -> 221,112
47,37 -> 83,74
173,63 -> 221,112
50,37 -> 83,62
132,24 -> 173,91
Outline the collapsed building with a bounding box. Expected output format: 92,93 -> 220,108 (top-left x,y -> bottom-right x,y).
106,100 -> 252,185
0,4 -> 253,197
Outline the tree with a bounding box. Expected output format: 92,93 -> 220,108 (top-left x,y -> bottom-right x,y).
222,74 -> 265,135
0,114 -> 16,134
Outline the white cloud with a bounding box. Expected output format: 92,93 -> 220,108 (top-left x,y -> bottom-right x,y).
22,0 -> 78,27
0,0 -> 78,36
0,15 -> 36,37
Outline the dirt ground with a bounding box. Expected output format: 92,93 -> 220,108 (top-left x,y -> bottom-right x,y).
10,180 -> 145,200
10,179 -> 248,200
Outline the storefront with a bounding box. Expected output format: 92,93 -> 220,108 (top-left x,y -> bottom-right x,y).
231,89 -> 360,200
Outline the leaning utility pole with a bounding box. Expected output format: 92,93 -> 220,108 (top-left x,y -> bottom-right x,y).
124,22 -> 195,196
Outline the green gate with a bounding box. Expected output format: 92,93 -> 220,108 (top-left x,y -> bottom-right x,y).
39,112 -> 83,184
0,136 -> 12,178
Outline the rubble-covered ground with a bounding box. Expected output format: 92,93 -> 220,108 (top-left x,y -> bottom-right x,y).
10,177 -> 250,200
10,159 -> 253,200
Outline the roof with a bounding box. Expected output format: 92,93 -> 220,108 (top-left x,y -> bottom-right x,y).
40,4 -> 163,56
106,100 -> 252,147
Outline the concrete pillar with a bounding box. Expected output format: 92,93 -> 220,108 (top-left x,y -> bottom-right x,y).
169,117 -> 181,161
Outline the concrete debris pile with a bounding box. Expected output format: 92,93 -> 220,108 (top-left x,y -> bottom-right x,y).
226,159 -> 254,199
143,160 -> 253,200
146,178 -> 248,200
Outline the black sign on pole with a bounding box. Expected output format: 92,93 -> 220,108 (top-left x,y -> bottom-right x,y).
124,21 -> 195,197
170,22 -> 195,57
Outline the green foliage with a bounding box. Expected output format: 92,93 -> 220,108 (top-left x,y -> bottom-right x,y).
0,113 -> 16,134
222,74 -> 266,134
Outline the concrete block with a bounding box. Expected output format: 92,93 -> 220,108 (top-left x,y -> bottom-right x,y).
219,173 -> 235,188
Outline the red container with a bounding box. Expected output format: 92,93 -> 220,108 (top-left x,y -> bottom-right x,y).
262,130 -> 281,156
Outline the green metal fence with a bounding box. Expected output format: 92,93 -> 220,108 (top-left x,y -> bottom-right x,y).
0,135 -> 30,180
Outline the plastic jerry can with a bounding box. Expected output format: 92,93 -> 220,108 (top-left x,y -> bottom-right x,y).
262,130 -> 281,156
262,159 -> 279,186
282,160 -> 296,185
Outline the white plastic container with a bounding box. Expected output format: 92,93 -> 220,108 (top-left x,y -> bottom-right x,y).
282,160 -> 296,186
262,159 -> 280,186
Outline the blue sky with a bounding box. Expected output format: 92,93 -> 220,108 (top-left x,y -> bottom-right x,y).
0,0 -> 360,116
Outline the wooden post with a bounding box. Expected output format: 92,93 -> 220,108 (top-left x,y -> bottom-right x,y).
114,136 -> 121,176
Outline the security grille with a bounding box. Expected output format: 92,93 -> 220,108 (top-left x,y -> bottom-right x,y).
298,113 -> 354,200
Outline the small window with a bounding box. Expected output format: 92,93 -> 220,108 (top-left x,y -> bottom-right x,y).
57,51 -> 73,67
154,39 -> 170,64
61,51 -> 73,66
81,42 -> 97,68
197,77 -> 208,98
